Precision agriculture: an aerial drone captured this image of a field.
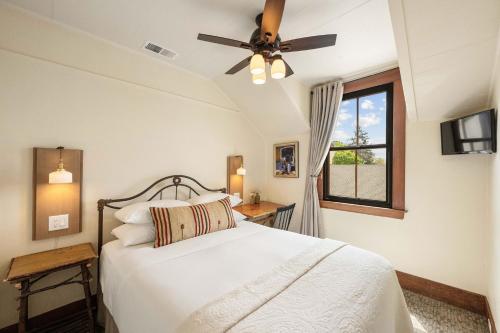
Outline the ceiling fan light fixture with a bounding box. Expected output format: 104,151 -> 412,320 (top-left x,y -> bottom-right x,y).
252,71 -> 266,85
271,58 -> 286,79
250,54 -> 265,75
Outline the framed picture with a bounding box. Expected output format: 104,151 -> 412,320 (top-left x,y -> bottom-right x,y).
273,141 -> 299,178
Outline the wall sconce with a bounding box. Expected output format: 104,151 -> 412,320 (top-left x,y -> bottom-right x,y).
33,147 -> 83,240
227,155 -> 245,200
49,146 -> 72,184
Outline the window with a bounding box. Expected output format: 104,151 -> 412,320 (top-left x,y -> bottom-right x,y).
323,84 -> 393,208
319,68 -> 406,219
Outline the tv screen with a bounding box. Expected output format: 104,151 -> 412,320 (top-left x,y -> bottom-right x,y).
440,109 -> 496,155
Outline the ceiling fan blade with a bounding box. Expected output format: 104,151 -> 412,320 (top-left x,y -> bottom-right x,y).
283,59 -> 294,77
280,34 -> 337,52
260,0 -> 285,44
198,33 -> 252,50
225,56 -> 252,75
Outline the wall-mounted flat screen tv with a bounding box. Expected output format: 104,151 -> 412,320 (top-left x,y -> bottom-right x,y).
440,109 -> 496,155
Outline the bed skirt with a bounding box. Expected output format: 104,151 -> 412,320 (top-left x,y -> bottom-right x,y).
98,293 -> 120,333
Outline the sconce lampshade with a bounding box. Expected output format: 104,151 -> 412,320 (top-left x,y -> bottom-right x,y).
49,169 -> 72,184
49,147 -> 72,184
236,167 -> 246,176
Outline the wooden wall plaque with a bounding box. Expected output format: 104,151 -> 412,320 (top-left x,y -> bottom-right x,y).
33,148 -> 83,240
227,155 -> 244,200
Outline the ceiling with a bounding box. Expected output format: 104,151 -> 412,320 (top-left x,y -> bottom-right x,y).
3,0 -> 398,85
5,0 -> 497,123
393,0 -> 500,120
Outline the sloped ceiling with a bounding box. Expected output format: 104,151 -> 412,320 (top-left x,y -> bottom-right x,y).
2,0 -> 397,86
7,0 -> 497,132
1,0 -> 398,137
215,73 -> 310,138
390,0 -> 500,121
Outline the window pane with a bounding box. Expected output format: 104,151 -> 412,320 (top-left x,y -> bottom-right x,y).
328,150 -> 355,198
358,92 -> 387,145
357,148 -> 386,201
332,98 -> 357,147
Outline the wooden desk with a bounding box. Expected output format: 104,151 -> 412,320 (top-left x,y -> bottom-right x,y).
4,243 -> 97,333
233,201 -> 284,226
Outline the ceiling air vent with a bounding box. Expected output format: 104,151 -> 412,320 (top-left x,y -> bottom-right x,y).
143,41 -> 177,59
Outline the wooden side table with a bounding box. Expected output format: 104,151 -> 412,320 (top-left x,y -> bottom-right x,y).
4,243 -> 97,333
233,201 -> 284,226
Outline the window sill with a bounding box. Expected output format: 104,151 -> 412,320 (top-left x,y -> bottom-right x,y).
319,200 -> 405,219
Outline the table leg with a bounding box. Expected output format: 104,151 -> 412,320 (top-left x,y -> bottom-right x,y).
18,280 -> 29,333
80,264 -> 95,333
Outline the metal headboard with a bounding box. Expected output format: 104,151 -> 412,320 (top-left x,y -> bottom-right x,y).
97,175 -> 226,256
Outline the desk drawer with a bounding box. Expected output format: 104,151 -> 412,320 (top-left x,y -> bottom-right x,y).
247,214 -> 274,227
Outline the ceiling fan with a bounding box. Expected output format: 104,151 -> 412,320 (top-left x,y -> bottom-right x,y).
197,0 -> 337,84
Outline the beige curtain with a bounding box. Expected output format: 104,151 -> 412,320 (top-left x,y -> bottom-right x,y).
300,81 -> 343,237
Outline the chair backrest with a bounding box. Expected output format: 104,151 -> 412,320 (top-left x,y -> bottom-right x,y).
273,203 -> 296,231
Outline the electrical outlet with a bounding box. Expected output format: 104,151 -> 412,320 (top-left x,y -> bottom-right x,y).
48,214 -> 69,231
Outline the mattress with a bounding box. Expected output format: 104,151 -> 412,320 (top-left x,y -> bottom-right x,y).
100,221 -> 412,333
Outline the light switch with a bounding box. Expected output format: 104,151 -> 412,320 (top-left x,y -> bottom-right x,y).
48,214 -> 69,231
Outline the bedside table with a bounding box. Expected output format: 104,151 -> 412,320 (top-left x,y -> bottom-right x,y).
4,243 -> 97,333
233,201 -> 284,226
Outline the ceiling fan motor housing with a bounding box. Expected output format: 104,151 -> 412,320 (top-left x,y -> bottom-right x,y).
196,0 -> 336,78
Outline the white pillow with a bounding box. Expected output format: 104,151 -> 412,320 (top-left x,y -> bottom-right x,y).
114,199 -> 190,224
232,209 -> 247,223
186,193 -> 242,207
111,223 -> 155,247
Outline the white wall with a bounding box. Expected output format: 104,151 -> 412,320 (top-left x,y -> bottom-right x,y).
323,121 -> 491,294
487,45 -> 500,325
267,121 -> 492,295
0,10 -> 265,329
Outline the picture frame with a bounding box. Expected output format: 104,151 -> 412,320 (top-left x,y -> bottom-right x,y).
273,141 -> 299,178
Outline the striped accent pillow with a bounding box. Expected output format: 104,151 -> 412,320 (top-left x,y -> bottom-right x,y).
149,196 -> 236,248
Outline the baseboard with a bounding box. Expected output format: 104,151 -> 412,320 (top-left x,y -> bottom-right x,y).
486,297 -> 497,333
0,295 -> 96,333
396,270 -> 486,314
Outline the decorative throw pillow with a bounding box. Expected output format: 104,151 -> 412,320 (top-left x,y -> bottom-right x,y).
150,196 -> 236,248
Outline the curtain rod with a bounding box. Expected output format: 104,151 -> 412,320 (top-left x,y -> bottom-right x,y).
309,65 -> 398,93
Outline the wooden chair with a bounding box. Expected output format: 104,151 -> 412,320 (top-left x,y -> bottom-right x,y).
273,203 -> 296,231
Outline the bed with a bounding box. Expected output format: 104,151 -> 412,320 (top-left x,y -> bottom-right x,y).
97,175 -> 413,333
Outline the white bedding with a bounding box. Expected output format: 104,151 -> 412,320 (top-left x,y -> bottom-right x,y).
101,221 -> 412,333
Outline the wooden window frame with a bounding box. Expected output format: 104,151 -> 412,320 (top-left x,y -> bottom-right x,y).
318,68 -> 406,219
323,83 -> 394,208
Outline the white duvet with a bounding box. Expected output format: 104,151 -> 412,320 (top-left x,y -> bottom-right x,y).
101,221 -> 413,333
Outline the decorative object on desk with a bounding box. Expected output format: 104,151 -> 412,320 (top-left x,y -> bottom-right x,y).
273,141 -> 299,178
33,147 -> 83,240
48,146 -> 72,184
227,155 -> 245,199
249,192 -> 256,204
254,192 -> 261,204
